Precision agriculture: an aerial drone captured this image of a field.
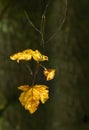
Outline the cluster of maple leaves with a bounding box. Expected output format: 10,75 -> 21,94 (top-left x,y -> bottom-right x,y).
10,49 -> 55,114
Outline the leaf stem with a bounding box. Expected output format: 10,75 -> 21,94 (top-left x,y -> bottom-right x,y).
39,63 -> 46,70
24,63 -> 33,76
32,63 -> 40,85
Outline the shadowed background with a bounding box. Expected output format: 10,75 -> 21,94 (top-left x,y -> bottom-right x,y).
0,0 -> 89,130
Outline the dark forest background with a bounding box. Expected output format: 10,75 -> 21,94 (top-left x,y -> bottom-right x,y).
0,0 -> 89,130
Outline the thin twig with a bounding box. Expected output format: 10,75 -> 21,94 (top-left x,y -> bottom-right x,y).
46,0 -> 67,43
40,14 -> 45,47
24,3 -> 49,48
40,3 -> 49,47
24,10 -> 41,34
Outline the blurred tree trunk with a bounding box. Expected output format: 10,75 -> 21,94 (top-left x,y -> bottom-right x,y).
0,0 -> 89,130
45,0 -> 89,130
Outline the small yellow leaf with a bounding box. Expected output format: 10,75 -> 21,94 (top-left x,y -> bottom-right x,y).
10,49 -> 33,63
32,50 -> 48,62
18,85 -> 49,114
43,69 -> 56,81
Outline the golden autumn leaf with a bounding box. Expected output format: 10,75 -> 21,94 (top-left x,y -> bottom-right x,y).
10,49 -> 33,63
18,85 -> 49,114
32,50 -> 48,62
10,49 -> 48,63
43,69 -> 56,81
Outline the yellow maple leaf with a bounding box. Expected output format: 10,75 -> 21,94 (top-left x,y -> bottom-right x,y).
10,49 -> 48,63
10,49 -> 33,63
43,69 -> 56,81
18,85 -> 49,114
32,50 -> 48,62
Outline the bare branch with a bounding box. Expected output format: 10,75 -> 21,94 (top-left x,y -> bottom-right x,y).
40,3 -> 49,47
46,0 -> 67,43
24,10 -> 41,34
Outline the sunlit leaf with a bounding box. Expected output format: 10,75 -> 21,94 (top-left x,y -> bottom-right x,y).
43,69 -> 56,81
10,49 -> 48,62
18,85 -> 31,91
10,49 -> 33,63
32,50 -> 48,62
18,85 -> 49,114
